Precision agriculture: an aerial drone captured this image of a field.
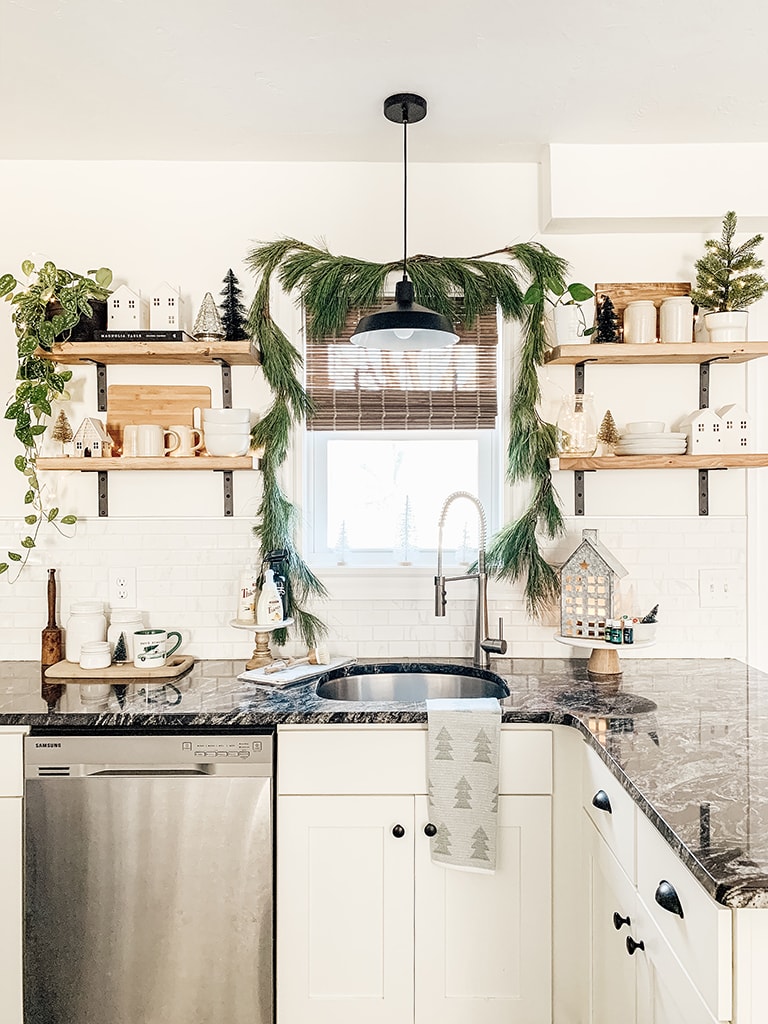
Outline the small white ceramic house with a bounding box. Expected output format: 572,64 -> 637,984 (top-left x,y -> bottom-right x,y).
717,403 -> 752,453
560,529 -> 628,639
149,282 -> 182,331
107,285 -> 147,330
71,417 -> 114,458
680,407 -> 722,455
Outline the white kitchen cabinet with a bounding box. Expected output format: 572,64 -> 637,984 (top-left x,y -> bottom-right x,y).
276,725 -> 552,1024
0,728 -> 26,1024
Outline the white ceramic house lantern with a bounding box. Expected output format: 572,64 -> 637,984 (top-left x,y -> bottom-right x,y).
680,408 -> 722,455
717,403 -> 752,453
149,282 -> 182,331
107,285 -> 147,330
560,529 -> 628,640
71,417 -> 114,458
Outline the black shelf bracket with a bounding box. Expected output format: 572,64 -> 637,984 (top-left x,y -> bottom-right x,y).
213,359 -> 233,409
574,470 -> 586,516
97,471 -> 109,517
218,470 -> 234,516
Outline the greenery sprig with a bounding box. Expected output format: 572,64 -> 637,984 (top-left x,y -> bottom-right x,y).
690,211 -> 768,312
245,238 -> 570,619
0,261 -> 112,579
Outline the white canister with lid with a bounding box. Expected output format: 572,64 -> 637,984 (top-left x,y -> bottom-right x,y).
107,608 -> 144,662
79,641 -> 112,670
623,300 -> 657,344
65,601 -> 107,662
660,296 -> 694,343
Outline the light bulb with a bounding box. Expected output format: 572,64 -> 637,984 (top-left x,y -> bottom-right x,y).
393,328 -> 414,340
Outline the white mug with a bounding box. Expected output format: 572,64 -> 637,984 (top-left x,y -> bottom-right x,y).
168,424 -> 203,457
122,424 -> 140,457
133,628 -> 183,668
135,424 -> 180,457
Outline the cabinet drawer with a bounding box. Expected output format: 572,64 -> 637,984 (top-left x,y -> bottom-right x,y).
582,744 -> 636,881
278,726 -> 552,796
0,732 -> 24,798
636,810 -> 732,1021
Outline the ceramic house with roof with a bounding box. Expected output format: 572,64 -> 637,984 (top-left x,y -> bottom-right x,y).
560,529 -> 628,639
107,285 -> 147,330
149,282 -> 182,331
717,403 -> 752,454
71,417 -> 114,458
680,407 -> 722,455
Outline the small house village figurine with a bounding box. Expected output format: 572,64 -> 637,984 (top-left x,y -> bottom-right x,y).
107,283 -> 182,332
679,404 -> 752,455
149,282 -> 182,330
717,403 -> 751,453
71,417 -> 114,457
560,529 -> 628,639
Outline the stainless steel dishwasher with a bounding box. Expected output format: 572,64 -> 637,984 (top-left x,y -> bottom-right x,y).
24,733 -> 273,1024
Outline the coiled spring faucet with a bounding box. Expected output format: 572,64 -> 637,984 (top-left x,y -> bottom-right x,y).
434,491 -> 507,669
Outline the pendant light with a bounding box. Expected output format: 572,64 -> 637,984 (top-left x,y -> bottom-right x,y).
351,93 -> 459,351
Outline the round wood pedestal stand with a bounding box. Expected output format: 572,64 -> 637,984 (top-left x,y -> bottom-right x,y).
554,634 -> 655,689
230,618 -> 294,669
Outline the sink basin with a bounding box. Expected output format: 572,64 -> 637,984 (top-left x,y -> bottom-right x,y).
316,668 -> 509,703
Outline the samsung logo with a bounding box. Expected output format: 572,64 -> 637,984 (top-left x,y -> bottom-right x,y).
35,742 -> 62,748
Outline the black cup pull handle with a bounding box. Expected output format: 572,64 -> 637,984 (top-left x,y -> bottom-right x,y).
392,824 -> 406,839
613,912 -> 631,930
424,823 -> 437,837
626,936 -> 645,956
592,790 -> 613,814
655,880 -> 684,918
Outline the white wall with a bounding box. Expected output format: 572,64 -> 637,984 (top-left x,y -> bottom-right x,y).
0,158 -> 762,663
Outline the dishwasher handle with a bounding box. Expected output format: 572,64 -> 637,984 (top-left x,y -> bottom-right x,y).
90,768 -> 210,777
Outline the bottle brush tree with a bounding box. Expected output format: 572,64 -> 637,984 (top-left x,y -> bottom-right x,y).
594,294 -> 620,344
690,211 -> 768,312
597,410 -> 620,453
219,269 -> 250,340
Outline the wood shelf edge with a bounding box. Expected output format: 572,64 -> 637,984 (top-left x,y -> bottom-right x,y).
544,342 -> 768,365
37,456 -> 260,471
38,339 -> 261,367
551,454 -> 768,471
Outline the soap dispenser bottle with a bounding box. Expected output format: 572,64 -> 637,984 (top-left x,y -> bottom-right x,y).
256,569 -> 283,624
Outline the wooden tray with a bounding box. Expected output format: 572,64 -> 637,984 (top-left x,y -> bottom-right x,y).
106,385 -> 211,452
44,654 -> 195,684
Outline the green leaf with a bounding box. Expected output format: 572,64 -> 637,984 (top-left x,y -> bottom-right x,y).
0,273 -> 16,298
29,424 -> 47,436
25,514 -> 37,525
94,267 -> 113,288
21,260 -> 34,277
47,507 -> 59,521
21,536 -> 36,549
8,552 -> 22,561
567,282 -> 594,302
13,455 -> 27,472
60,514 -> 77,525
522,283 -> 543,304
0,563 -> 8,575
24,490 -> 35,504
38,320 -> 54,345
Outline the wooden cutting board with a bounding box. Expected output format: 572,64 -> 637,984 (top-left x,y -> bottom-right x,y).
44,654 -> 195,683
106,385 -> 211,451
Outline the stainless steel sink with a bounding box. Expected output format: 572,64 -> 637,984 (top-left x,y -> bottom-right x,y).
315,669 -> 509,703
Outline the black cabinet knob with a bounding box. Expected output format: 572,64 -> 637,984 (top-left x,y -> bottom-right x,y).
655,880 -> 684,918
626,936 -> 645,956
392,824 -> 405,838
613,912 -> 631,931
424,823 -> 437,837
592,790 -> 612,814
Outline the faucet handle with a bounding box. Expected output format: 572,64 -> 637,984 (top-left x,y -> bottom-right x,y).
481,617 -> 508,656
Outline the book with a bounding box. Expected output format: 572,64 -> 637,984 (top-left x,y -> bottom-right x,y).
92,330 -> 196,342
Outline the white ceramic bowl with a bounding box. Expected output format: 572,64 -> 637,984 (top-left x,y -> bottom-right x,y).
204,434 -> 252,457
202,421 -> 252,435
202,408 -> 250,425
625,420 -> 665,434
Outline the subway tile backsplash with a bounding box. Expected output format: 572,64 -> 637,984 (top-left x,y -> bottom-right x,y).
0,516 -> 747,663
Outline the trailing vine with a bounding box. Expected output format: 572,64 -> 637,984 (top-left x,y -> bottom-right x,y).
0,261 -> 112,580
246,238 -> 570,621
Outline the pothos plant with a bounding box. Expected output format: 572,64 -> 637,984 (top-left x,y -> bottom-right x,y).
0,260 -> 112,579
523,279 -> 596,337
245,238 -> 571,621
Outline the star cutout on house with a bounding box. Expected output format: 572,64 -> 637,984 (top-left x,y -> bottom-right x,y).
579,560 -> 589,570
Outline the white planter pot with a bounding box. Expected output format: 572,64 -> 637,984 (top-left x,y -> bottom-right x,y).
703,310 -> 749,343
553,304 -> 588,344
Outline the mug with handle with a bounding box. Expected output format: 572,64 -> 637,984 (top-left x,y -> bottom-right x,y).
133,628 -> 183,668
168,424 -> 203,457
135,424 -> 181,457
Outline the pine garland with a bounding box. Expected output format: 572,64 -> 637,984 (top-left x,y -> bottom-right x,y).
246,238 -> 570,622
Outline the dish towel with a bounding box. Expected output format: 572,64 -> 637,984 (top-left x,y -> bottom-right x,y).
425,697 -> 502,873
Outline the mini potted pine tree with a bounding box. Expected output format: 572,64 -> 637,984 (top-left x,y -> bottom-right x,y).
690,211 -> 768,343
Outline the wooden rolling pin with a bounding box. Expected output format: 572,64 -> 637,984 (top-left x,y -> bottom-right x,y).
41,568 -> 63,711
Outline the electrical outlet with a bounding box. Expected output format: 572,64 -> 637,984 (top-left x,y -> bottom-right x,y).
698,569 -> 739,609
108,567 -> 137,608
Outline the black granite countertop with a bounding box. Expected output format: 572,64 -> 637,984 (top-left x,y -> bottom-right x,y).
1,656 -> 767,909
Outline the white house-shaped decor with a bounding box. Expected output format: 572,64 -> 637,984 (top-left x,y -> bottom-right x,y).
679,407 -> 722,455
149,282 -> 182,331
107,285 -> 147,330
560,529 -> 628,639
71,417 -> 114,458
717,403 -> 752,454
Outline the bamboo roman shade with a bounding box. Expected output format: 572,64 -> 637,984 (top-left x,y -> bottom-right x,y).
306,304 -> 499,430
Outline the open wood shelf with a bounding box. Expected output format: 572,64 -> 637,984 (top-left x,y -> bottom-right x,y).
39,339 -> 260,366
552,454 -> 768,471
544,342 -> 768,365
37,456 -> 259,472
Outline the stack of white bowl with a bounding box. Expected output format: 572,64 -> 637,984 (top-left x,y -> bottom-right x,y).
202,408 -> 252,456
615,420 -> 687,456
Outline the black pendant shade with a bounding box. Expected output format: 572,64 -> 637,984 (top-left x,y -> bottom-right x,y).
351,94 -> 459,351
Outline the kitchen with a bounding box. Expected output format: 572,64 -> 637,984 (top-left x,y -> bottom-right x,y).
3,0 -> 768,1021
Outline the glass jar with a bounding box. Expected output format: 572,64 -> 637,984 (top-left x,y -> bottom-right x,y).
556,394 -> 598,455
107,608 -> 144,663
79,641 -> 112,670
660,296 -> 694,344
623,300 -> 657,344
65,601 -> 107,662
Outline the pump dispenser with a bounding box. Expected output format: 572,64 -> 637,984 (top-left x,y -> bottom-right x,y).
256,569 -> 283,624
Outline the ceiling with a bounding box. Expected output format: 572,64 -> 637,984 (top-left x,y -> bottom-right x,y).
2,0 -> 767,163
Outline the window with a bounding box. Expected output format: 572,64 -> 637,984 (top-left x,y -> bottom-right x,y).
304,303 -> 501,566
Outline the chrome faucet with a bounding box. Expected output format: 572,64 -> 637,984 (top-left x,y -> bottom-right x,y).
434,491 -> 507,669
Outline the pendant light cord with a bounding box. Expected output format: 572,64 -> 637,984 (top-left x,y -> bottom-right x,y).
402,104 -> 408,281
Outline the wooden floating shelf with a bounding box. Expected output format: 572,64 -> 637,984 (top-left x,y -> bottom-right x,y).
544,342 -> 768,365
552,454 -> 768,471
37,456 -> 259,471
38,339 -> 260,366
